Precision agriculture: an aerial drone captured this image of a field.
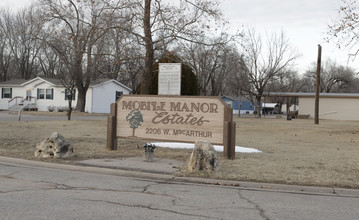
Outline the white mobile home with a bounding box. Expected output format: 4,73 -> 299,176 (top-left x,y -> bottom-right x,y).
0,77 -> 131,113
266,92 -> 359,120
298,93 -> 359,120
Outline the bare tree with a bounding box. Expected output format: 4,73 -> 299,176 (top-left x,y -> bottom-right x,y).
328,0 -> 359,60
232,29 -> 298,117
36,0 -> 129,111
0,15 -> 11,81
178,34 -> 239,96
0,7 -> 42,80
302,59 -> 357,93
124,0 -> 225,94
37,46 -> 61,78
94,27 -> 144,92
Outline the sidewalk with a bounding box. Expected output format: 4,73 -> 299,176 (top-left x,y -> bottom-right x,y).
76,157 -> 183,175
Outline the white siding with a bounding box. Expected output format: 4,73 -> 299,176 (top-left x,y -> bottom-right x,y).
1,78 -> 131,113
91,81 -> 130,113
28,81 -> 75,111
0,79 -> 76,111
299,97 -> 359,120
0,87 -> 24,109
85,87 -> 93,113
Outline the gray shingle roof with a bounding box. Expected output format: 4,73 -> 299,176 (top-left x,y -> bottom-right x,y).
0,77 -> 131,91
0,79 -> 28,86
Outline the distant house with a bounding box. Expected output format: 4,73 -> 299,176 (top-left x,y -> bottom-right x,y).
266,92 -> 359,120
221,96 -> 282,115
262,103 -> 280,114
221,96 -> 256,114
0,77 -> 131,113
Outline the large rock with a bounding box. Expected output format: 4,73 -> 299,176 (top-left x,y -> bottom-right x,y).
35,132 -> 74,158
188,140 -> 218,171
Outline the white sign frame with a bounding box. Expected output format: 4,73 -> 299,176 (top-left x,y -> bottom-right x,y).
158,63 -> 181,95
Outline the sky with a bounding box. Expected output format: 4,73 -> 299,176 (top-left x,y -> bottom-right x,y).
221,0 -> 357,72
1,0 -> 357,73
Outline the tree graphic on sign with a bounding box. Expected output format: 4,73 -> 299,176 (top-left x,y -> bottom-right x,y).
126,110 -> 144,137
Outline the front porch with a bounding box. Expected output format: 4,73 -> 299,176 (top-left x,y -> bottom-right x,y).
8,96 -> 37,111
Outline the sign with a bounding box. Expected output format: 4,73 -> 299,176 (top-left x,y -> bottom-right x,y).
116,95 -> 232,145
158,63 -> 181,95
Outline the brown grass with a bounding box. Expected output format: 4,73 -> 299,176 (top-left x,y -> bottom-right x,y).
1,116 -> 358,189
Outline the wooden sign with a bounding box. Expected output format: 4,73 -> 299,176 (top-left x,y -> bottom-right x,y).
115,95 -> 232,145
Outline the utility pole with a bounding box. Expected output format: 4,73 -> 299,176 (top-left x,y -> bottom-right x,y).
315,44 -> 322,125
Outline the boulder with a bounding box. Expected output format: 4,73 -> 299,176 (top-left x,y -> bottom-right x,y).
188,140 -> 218,171
35,132 -> 74,158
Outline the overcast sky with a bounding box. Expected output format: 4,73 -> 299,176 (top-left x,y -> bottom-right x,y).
1,0 -> 356,72
221,0 -> 355,72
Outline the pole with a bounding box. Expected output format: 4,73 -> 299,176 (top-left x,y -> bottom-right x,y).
238,96 -> 241,117
315,45 -> 322,125
106,103 -> 117,150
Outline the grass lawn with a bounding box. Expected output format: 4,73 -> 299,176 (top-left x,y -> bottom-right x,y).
1,114 -> 358,188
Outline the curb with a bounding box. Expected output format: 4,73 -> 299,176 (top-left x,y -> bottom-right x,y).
1,156 -> 359,198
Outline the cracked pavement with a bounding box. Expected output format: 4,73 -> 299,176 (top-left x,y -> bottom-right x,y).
1,159 -> 359,220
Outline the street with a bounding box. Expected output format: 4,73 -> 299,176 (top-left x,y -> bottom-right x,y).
1,158 -> 358,220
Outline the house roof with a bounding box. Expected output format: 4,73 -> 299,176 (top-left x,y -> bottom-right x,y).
21,77 -> 63,87
91,78 -> 132,91
262,103 -> 278,108
221,95 -> 236,101
0,79 -> 28,86
0,77 -> 132,91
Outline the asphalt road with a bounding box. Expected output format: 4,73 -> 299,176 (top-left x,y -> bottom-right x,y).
1,157 -> 359,220
0,110 -> 106,122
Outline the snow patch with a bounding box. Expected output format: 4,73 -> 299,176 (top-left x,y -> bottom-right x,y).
153,142 -> 262,153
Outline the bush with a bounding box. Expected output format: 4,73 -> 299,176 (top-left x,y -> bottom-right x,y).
48,106 -> 55,112
57,106 -> 68,112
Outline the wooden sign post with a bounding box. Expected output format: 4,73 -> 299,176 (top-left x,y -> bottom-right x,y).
107,95 -> 236,159
106,103 -> 117,150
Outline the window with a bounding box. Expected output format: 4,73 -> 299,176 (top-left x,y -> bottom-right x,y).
37,88 -> 53,100
1,88 -> 12,99
115,91 -> 123,101
65,89 -> 76,100
37,89 -> 45,99
46,89 -> 53,100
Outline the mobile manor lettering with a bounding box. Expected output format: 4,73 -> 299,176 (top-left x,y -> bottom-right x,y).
115,95 -> 232,145
121,101 -> 219,113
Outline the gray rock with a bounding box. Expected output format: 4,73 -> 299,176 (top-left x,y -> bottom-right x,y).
35,132 -> 74,158
188,140 -> 218,171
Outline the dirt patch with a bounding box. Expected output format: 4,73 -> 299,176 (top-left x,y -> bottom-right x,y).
0,117 -> 358,189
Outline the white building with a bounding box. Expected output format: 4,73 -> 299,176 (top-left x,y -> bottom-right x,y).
266,92 -> 359,120
0,77 -> 131,113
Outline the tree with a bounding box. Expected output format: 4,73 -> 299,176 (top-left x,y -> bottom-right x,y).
36,0 -> 128,111
231,29 -> 298,117
137,52 -> 199,95
178,34 -> 240,96
126,109 -> 143,137
37,45 -> 61,78
302,59 -> 357,93
95,28 -> 144,93
0,14 -> 11,81
0,7 -> 42,80
328,0 -> 359,60
125,0 -> 225,94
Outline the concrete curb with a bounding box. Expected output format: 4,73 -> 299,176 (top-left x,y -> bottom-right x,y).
1,156 -> 358,198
